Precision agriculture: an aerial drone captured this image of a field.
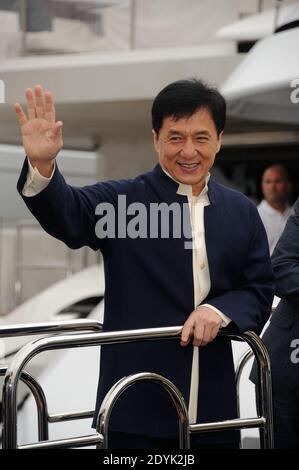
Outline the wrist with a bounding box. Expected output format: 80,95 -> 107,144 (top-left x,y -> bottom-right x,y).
28,158 -> 55,177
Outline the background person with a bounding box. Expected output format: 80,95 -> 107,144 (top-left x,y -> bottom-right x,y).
258,164 -> 293,255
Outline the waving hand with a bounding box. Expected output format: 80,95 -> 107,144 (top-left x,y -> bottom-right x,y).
15,85 -> 63,176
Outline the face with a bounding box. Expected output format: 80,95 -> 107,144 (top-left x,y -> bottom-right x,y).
153,108 -> 222,195
262,168 -> 289,205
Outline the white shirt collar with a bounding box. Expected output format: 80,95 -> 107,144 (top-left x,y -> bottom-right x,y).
259,199 -> 291,217
161,166 -> 210,198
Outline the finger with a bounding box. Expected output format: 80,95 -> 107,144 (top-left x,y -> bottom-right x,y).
25,88 -> 36,120
193,323 -> 204,347
180,323 -> 193,347
34,85 -> 45,119
14,102 -> 28,127
45,91 -> 56,123
200,325 -> 211,347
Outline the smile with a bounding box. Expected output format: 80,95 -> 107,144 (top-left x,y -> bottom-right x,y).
177,162 -> 200,171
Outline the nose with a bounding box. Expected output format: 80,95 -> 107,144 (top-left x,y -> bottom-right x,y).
180,139 -> 198,159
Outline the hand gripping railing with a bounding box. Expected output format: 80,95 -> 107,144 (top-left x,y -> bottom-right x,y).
1,327 -> 273,449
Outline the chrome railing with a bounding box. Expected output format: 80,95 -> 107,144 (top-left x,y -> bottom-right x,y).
97,372 -> 190,449
0,319 -> 103,445
1,326 -> 273,449
235,349 -> 254,418
0,366 -> 49,442
0,319 -> 102,338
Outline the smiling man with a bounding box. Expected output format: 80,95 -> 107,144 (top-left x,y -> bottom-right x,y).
15,79 -> 274,449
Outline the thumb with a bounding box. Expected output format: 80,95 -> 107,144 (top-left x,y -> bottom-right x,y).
54,121 -> 63,135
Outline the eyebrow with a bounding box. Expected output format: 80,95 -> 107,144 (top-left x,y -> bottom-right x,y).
167,129 -> 212,137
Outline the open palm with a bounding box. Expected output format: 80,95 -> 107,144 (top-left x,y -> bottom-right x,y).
15,85 -> 63,163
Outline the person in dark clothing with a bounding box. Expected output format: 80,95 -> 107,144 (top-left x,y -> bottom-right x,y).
15,79 -> 274,448
251,198 -> 299,449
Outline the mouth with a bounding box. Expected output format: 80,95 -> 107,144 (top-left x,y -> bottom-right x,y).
177,162 -> 200,172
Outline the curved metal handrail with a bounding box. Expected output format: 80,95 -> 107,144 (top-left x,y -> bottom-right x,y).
96,372 -> 190,449
0,318 -> 103,446
0,366 -> 49,442
2,326 -> 273,449
235,349 -> 254,418
2,326 -> 181,448
0,319 -> 102,338
219,330 -> 273,448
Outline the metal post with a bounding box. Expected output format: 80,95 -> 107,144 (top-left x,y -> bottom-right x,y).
0,367 -> 49,442
219,330 -> 274,449
235,349 -> 253,419
129,0 -> 137,49
96,372 -> 190,449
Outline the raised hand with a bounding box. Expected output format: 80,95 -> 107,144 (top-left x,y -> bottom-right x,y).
15,85 -> 63,176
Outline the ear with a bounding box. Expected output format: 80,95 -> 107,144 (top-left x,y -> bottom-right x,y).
216,131 -> 223,154
152,129 -> 160,154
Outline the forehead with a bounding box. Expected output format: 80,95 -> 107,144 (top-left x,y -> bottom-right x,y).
161,108 -> 217,133
263,169 -> 286,181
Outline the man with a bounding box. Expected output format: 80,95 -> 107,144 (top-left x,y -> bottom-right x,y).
258,165 -> 293,255
15,79 -> 274,449
251,198 -> 299,448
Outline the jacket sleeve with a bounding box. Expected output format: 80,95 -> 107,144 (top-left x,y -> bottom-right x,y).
271,198 -> 299,308
17,158 -> 116,251
205,205 -> 275,335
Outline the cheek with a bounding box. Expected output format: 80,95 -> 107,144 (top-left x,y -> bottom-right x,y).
163,147 -> 177,160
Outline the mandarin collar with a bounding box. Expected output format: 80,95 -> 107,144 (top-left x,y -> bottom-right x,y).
160,166 -> 210,198
152,163 -> 219,204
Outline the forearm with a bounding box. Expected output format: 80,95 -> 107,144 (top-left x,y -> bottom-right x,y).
18,158 -> 99,250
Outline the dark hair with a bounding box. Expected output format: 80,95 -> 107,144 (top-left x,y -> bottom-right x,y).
151,78 -> 226,136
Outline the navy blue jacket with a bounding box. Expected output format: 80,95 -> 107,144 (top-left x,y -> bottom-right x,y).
252,198 -> 299,396
17,159 -> 274,443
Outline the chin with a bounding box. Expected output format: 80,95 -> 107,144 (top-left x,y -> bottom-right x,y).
176,172 -> 202,185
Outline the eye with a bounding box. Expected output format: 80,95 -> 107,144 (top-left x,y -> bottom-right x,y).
196,136 -> 209,143
169,136 -> 183,142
